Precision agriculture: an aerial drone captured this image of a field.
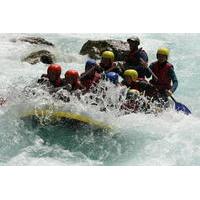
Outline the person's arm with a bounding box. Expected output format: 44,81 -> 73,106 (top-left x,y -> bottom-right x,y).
77,81 -> 86,90
169,68 -> 178,93
120,80 -> 127,87
37,74 -> 48,83
80,64 -> 100,80
105,63 -> 117,73
138,50 -> 149,69
140,50 -> 154,79
140,50 -> 148,62
138,80 -> 154,91
96,63 -> 104,73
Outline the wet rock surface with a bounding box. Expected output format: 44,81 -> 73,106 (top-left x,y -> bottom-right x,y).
11,36 -> 55,47
80,40 -> 129,61
22,50 -> 56,65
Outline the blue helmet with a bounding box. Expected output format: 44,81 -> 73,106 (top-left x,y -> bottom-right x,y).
105,72 -> 119,84
85,59 -> 96,71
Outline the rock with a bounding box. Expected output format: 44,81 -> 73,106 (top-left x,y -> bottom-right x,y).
22,50 -> 56,65
11,36 -> 54,47
80,40 -> 130,61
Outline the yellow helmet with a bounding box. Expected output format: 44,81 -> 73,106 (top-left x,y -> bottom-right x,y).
124,69 -> 138,81
101,51 -> 115,61
157,48 -> 170,56
126,89 -> 140,99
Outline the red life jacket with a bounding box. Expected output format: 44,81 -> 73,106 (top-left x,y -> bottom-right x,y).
81,72 -> 101,91
150,61 -> 173,90
128,78 -> 147,92
129,81 -> 140,91
39,74 -> 63,87
46,74 -> 63,87
121,80 -> 140,90
126,48 -> 143,66
72,81 -> 84,90
53,78 -> 63,87
100,61 -> 115,71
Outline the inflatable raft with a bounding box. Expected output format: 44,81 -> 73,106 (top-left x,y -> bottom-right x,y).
21,109 -> 112,131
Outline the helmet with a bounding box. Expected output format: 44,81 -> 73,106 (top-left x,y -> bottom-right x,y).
65,69 -> 79,79
127,36 -> 140,45
157,48 -> 170,56
47,64 -> 61,75
85,59 -> 96,70
101,51 -> 115,61
105,72 -> 119,84
124,69 -> 138,81
126,89 -> 140,100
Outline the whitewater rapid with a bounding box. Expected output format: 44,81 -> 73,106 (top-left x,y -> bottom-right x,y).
0,33 -> 200,165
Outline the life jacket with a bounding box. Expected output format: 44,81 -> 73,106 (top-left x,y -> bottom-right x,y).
38,74 -> 63,87
150,61 -> 173,91
132,78 -> 150,92
121,78 -> 148,92
100,61 -> 115,72
45,74 -> 63,87
126,48 -> 145,66
81,72 -> 101,91
129,81 -> 140,91
51,78 -> 63,87
71,81 -> 84,90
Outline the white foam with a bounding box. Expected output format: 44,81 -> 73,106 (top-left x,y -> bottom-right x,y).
0,33 -> 199,165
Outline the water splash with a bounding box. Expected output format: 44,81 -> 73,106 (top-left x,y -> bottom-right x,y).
0,33 -> 199,165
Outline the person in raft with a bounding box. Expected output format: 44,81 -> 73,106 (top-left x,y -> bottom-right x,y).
121,69 -> 154,95
37,64 -> 63,91
122,36 -> 149,79
98,51 -> 122,75
147,48 -> 178,105
80,59 -> 102,92
63,69 -> 84,92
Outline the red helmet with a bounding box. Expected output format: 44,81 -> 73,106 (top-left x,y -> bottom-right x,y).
65,69 -> 79,79
47,64 -> 62,75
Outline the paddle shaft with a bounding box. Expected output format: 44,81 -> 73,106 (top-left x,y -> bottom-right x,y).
139,58 -> 158,81
170,95 -> 177,103
147,67 -> 158,81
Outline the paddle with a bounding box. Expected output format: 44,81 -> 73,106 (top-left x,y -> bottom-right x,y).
140,58 -> 159,81
147,67 -> 158,81
144,64 -> 192,115
170,96 -> 191,115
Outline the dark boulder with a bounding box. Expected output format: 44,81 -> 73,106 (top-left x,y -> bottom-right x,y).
80,40 -> 129,61
11,36 -> 54,47
22,50 -> 56,65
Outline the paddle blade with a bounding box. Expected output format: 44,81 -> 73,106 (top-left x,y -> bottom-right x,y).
175,101 -> 192,115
